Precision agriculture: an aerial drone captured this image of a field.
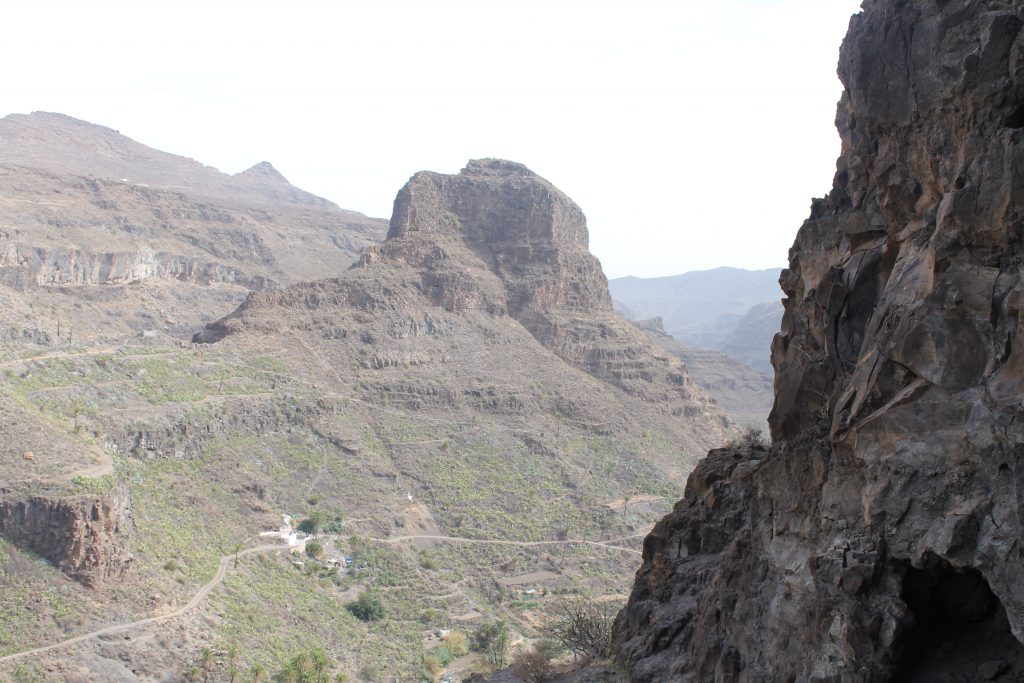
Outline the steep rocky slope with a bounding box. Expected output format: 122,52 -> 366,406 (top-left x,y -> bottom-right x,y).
0,494 -> 133,588
631,317 -> 773,428
196,159 -> 726,422
614,1 -> 1024,680
0,111 -> 387,607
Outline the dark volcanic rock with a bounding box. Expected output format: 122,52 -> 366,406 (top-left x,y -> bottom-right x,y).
0,493 -> 133,588
614,1 -> 1024,681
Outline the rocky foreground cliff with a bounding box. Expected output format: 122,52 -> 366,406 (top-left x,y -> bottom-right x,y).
614,1 -> 1024,681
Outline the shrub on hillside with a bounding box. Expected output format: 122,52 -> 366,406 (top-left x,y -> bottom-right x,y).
297,511 -> 324,536
727,424 -> 768,450
443,630 -> 469,657
472,620 -> 511,667
545,597 -> 614,661
346,590 -> 385,622
511,640 -> 560,683
305,540 -> 324,560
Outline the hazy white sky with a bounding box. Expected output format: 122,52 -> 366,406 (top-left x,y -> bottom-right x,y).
3,0 -> 862,278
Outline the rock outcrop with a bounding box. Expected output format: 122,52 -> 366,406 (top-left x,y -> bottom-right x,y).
197,159 -> 725,418
0,493 -> 133,588
0,235 -> 274,290
614,1 -> 1024,680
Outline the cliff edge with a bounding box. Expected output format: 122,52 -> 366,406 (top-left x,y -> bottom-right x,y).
614,1 -> 1024,680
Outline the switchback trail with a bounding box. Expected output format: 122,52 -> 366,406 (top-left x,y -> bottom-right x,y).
0,347 -> 120,368
0,530 -> 652,666
0,543 -> 286,666
369,532 -> 648,556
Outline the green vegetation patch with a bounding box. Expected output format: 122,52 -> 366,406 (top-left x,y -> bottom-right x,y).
0,539 -> 94,658
211,552 -> 425,680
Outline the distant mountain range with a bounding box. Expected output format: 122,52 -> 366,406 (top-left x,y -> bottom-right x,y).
630,316 -> 773,428
0,111 -> 388,344
610,267 -> 783,374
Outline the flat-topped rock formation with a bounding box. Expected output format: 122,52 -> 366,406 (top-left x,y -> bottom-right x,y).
197,160 -> 727,418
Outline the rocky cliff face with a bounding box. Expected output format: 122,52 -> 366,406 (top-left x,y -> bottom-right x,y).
0,233 -> 273,290
0,493 -> 133,588
198,159 -> 722,416
614,1 -> 1024,680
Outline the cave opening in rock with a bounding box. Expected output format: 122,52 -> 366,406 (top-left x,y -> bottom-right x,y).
894,553 -> 1024,681
1006,102 -> 1024,129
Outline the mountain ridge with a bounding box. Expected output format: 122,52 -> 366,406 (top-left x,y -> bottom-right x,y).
610,266 -> 783,373
0,111 -> 388,343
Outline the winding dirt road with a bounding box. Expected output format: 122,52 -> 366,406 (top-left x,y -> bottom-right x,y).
370,532 -> 646,556
0,529 -> 650,666
0,543 -> 285,666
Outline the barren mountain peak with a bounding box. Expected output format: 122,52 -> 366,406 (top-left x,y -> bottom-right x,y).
237,160 -> 290,183
3,110 -> 121,132
389,158 -> 589,248
460,158 -> 537,177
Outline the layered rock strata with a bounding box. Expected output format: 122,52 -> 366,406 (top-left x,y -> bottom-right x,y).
0,235 -> 273,290
0,493 -> 133,588
197,160 -> 724,420
614,1 -> 1024,680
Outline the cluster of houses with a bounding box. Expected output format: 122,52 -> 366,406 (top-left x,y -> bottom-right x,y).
261,513 -> 368,573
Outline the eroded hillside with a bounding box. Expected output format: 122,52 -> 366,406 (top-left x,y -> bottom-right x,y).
0,158 -> 729,681
0,112 -> 387,345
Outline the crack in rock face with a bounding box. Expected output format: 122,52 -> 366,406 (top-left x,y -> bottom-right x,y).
613,0 -> 1024,680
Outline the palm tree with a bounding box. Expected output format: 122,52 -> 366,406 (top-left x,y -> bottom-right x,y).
198,647 -> 216,682
185,665 -> 203,682
279,661 -> 301,683
310,648 -> 329,682
249,663 -> 266,683
227,643 -> 240,669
